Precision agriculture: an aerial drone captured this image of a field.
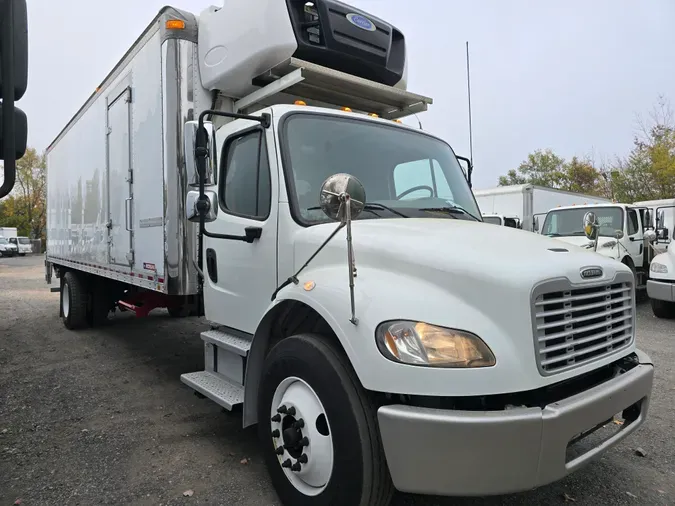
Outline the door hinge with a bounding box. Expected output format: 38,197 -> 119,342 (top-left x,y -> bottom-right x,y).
106,126 -> 112,135
126,169 -> 133,184
126,249 -> 135,266
125,88 -> 133,104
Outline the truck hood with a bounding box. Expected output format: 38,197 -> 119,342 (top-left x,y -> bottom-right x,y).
293,219 -> 627,289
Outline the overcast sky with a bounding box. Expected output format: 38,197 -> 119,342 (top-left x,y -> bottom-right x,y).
21,0 -> 675,189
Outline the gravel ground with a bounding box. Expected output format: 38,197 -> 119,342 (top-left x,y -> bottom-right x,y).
0,255 -> 673,506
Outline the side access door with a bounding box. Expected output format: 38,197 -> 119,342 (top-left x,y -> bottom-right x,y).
202,119 -> 278,334
106,84 -> 134,266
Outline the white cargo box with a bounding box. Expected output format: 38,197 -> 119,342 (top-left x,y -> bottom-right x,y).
46,7 -> 206,295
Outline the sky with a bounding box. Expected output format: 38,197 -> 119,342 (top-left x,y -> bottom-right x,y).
19,0 -> 675,190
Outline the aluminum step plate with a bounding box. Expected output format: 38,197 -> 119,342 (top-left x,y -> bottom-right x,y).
180,371 -> 244,410
201,329 -> 251,356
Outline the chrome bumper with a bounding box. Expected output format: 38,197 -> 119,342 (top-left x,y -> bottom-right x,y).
647,279 -> 675,302
377,352 -> 654,497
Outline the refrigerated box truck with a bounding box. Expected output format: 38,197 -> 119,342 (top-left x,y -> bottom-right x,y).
44,2 -> 654,505
474,184 -> 611,232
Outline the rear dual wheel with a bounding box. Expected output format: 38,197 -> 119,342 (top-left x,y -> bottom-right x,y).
258,334 -> 393,506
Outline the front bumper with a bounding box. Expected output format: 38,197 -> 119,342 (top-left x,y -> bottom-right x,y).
647,279 -> 675,302
377,351 -> 654,497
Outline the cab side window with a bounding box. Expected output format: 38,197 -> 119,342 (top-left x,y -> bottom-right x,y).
219,130 -> 271,220
627,209 -> 639,236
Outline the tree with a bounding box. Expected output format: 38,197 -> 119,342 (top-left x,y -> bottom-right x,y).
606,96 -> 675,202
498,148 -> 604,196
0,147 -> 47,241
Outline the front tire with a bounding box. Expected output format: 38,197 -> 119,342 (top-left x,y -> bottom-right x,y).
258,334 -> 393,506
651,297 -> 675,319
61,271 -> 89,330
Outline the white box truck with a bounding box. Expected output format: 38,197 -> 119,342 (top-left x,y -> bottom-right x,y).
539,203 -> 662,291
45,2 -> 654,504
474,184 -> 611,232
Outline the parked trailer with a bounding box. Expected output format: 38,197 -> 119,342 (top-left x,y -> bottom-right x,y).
474,184 -> 611,232
45,2 -> 654,505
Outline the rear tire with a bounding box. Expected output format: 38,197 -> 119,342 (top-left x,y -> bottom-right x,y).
258,334 -> 393,506
651,297 -> 675,319
61,271 -> 89,330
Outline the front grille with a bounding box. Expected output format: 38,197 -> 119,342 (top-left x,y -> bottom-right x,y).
532,276 -> 634,375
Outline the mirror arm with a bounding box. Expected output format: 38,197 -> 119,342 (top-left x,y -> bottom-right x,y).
271,222 -> 346,301
456,155 -> 473,188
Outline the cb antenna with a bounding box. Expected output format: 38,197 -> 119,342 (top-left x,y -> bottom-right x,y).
465,41 -> 474,185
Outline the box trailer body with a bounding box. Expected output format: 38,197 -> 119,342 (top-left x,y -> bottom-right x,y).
473,184 -> 611,232
0,227 -> 18,238
43,2 -> 654,505
46,8 -> 206,295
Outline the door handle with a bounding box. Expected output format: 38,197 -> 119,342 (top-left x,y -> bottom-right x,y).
244,226 -> 263,243
125,197 -> 133,231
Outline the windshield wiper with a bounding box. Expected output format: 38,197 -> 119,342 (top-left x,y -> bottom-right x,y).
307,202 -> 408,218
419,205 -> 480,221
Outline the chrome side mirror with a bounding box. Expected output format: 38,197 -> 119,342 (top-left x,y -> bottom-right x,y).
643,229 -> 657,243
614,230 -> 624,240
319,173 -> 366,222
184,120 -> 217,187
186,190 -> 218,223
583,212 -> 599,241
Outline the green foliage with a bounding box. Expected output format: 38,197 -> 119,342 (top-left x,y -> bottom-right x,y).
499,96 -> 675,202
498,149 -> 603,197
0,147 -> 47,243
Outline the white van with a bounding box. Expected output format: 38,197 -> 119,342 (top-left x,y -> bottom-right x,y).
9,236 -> 32,255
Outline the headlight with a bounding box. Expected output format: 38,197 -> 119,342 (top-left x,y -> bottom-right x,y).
651,262 -> 668,274
375,320 -> 496,368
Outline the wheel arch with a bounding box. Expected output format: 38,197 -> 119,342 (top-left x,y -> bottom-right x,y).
243,298 -> 348,428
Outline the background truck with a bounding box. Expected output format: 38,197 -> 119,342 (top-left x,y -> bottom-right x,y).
44,2 -> 654,505
481,213 -> 521,228
474,184 -> 611,232
647,243 -> 675,318
540,203 -> 659,290
634,198 -> 675,252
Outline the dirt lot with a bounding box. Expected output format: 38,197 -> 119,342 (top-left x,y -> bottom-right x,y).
1,255 -> 673,505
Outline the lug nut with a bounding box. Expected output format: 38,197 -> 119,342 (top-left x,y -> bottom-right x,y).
293,419 -> 305,429
298,454 -> 308,464
300,436 -> 309,447
281,459 -> 292,468
277,405 -> 288,414
271,429 -> 280,438
291,462 -> 302,472
286,406 -> 296,416
275,446 -> 284,455
271,414 -> 281,423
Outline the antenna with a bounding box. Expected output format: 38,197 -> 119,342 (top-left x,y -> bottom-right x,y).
465,41 -> 474,185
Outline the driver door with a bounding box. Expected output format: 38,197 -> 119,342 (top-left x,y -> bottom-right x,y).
625,207 -> 643,266
201,120 -> 279,334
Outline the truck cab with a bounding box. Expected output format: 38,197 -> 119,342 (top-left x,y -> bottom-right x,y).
9,236 -> 32,256
540,203 -> 658,288
647,243 -> 675,318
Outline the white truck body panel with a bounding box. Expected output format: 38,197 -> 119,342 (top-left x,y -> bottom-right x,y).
45,8 -> 208,295
474,184 -> 610,231
0,227 -> 18,238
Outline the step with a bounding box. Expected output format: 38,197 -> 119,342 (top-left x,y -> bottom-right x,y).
180,371 -> 244,411
201,328 -> 251,357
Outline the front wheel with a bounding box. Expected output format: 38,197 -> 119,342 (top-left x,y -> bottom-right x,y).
651,297 -> 675,319
258,334 -> 393,506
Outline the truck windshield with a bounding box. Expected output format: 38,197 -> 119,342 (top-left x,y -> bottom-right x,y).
19,238 -> 30,244
0,238 -> 7,244
281,113 -> 481,224
542,207 -> 624,238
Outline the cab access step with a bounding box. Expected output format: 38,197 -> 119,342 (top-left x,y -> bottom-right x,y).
180,327 -> 252,410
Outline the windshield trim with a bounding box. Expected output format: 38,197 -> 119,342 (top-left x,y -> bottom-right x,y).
277,110 -> 481,228
542,206 -> 625,238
